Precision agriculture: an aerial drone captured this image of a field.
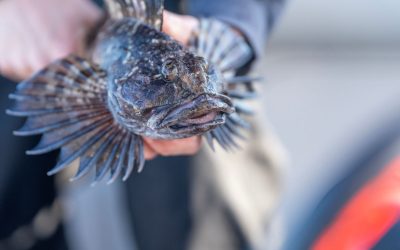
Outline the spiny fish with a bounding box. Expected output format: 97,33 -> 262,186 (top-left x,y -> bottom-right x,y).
7,0 -> 259,184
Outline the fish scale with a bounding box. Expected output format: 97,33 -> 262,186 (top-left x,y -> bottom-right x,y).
7,0 -> 260,184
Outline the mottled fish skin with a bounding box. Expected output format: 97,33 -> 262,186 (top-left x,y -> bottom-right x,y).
92,18 -> 233,139
7,0 -> 258,183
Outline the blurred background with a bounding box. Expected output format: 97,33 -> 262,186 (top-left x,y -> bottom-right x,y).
259,0 -> 400,249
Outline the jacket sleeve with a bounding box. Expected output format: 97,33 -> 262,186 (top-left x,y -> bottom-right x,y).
183,0 -> 286,59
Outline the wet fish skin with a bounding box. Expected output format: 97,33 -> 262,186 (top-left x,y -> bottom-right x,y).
92,18 -> 231,139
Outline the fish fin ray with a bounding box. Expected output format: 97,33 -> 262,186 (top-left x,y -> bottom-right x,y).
188,18 -> 253,73
204,132 -> 215,151
95,132 -> 124,182
6,55 -> 144,183
105,0 -> 164,30
47,124 -> 113,176
69,127 -> 119,181
123,135 -> 139,180
108,132 -> 130,184
136,137 -> 145,173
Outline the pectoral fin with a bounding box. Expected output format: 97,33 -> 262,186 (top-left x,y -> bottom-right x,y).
189,19 -> 258,151
8,55 -> 145,183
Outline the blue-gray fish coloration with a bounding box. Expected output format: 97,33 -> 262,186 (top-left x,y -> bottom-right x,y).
7,0 -> 258,183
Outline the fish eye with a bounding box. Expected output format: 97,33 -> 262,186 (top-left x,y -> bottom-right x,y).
161,59 -> 179,82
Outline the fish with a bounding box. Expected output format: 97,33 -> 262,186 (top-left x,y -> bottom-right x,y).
7,0 -> 259,184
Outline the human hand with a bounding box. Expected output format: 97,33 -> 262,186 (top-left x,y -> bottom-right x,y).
0,0 -> 102,81
142,11 -> 201,160
162,11 -> 199,45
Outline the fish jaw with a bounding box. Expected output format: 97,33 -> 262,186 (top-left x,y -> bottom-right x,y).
141,93 -> 234,139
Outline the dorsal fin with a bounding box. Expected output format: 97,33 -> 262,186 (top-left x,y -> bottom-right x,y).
105,0 -> 164,30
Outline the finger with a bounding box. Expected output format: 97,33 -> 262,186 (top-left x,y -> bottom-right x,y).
144,141 -> 158,160
2,56 -> 30,81
145,136 -> 202,156
80,0 -> 103,24
49,40 -> 75,61
9,43 -> 38,80
162,11 -> 173,34
31,7 -> 74,61
26,48 -> 49,76
0,64 -> 19,81
14,66 -> 34,80
162,11 -> 198,45
1,17 -> 26,79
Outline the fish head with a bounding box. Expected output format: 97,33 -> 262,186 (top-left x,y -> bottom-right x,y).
111,36 -> 234,139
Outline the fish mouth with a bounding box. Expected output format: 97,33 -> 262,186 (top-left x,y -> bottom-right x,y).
157,94 -> 234,133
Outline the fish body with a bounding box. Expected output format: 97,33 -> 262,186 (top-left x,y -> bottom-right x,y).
8,0 -> 258,183
93,18 -> 232,139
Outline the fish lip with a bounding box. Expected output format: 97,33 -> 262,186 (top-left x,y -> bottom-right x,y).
168,113 -> 227,134
157,93 -> 234,129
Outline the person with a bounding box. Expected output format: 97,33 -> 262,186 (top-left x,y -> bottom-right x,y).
0,0 -> 286,249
